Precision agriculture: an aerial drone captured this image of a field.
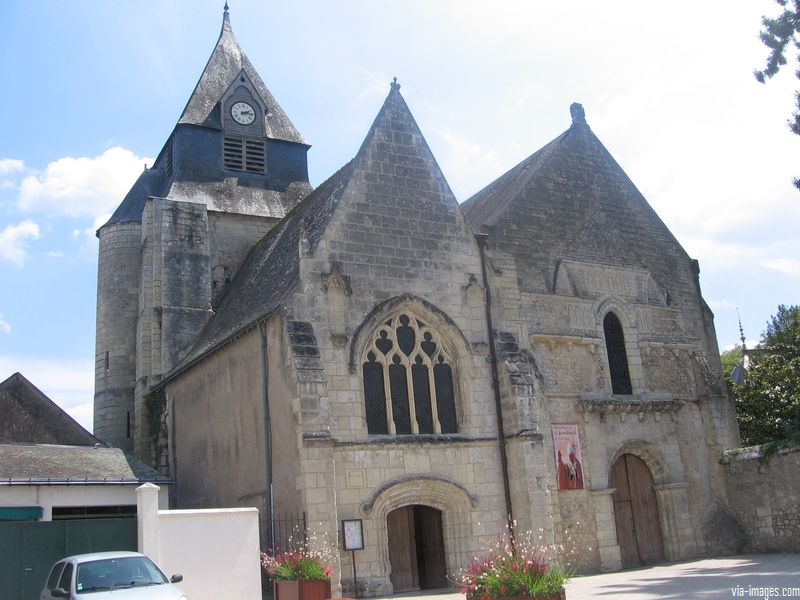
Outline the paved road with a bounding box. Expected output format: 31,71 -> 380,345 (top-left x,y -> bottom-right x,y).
372,554 -> 800,600
565,554 -> 800,600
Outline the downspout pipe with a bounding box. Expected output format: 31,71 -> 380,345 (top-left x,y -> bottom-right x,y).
476,232 -> 515,545
259,321 -> 275,552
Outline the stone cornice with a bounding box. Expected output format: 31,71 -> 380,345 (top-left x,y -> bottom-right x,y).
576,393 -> 686,416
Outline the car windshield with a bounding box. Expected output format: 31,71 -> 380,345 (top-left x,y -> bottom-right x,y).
76,557 -> 168,593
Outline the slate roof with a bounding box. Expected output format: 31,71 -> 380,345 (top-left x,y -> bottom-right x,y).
179,9 -> 306,145
106,167 -> 171,225
0,444 -> 170,484
462,103 -> 694,305
0,372 -> 102,446
167,159 -> 355,377
101,8 -> 309,230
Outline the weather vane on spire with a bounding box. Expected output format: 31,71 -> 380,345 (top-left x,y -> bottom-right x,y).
224,1 -> 229,13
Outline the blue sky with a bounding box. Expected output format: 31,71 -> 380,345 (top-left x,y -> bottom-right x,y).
1,1 -> 798,431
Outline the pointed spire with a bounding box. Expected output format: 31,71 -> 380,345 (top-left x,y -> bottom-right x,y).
222,1 -> 232,32
737,307 -> 747,351
570,102 -> 587,126
177,5 -> 306,144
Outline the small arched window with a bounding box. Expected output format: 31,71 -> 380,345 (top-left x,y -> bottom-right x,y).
604,312 -> 633,395
362,313 -> 458,435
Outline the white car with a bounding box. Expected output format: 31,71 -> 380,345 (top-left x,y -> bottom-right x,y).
41,551 -> 188,600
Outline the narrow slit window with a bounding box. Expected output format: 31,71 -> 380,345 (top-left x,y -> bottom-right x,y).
604,312 -> 633,395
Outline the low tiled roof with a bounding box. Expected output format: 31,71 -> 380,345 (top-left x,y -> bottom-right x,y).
0,372 -> 101,446
0,444 -> 170,484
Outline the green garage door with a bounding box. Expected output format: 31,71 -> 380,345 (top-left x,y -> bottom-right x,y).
0,518 -> 137,600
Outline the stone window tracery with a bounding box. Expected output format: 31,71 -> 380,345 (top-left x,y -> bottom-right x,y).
362,313 -> 458,435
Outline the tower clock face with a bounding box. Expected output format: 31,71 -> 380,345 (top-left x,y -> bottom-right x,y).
231,101 -> 256,125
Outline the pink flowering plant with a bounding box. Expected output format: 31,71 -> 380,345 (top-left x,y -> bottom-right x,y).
261,534 -> 335,581
453,527 -> 579,598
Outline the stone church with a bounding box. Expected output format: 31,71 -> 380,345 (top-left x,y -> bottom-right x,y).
93,7 -> 741,595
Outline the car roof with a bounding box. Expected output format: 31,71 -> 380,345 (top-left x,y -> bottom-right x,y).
59,551 -> 147,563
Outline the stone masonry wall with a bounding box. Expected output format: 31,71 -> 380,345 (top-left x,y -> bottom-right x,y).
283,88 -> 516,594
137,198 -> 213,459
94,221 -> 141,452
207,211 -> 277,308
722,446 -> 800,553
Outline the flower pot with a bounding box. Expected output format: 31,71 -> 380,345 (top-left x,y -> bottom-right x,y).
276,579 -> 332,600
466,588 -> 566,600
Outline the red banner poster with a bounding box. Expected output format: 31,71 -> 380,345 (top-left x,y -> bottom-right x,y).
552,424 -> 584,490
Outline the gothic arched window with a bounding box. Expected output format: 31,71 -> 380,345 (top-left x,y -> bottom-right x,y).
604,312 -> 633,395
362,313 -> 458,435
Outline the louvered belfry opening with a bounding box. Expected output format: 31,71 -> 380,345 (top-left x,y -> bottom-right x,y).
223,136 -> 266,174
222,83 -> 267,174
363,313 -> 458,435
604,312 -> 633,395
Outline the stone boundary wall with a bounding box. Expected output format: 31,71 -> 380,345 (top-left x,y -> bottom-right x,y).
722,445 -> 800,553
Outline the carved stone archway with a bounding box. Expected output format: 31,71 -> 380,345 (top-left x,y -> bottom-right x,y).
360,475 -> 477,592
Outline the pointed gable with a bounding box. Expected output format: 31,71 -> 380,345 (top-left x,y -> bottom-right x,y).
179,9 -> 306,145
463,103 -> 694,304
354,78 -> 460,208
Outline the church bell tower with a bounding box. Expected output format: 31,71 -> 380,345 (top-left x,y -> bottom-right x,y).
93,5 -> 311,457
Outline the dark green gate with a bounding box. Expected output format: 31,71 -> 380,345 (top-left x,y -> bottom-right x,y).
0,518 -> 137,600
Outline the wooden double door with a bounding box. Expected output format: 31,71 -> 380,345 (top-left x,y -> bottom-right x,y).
387,505 -> 447,592
611,453 -> 665,567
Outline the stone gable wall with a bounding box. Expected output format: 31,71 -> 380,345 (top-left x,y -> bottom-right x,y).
207,211 -> 277,307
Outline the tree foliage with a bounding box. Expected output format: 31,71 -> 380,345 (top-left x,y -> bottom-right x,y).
720,344 -> 744,388
755,0 -> 800,189
731,305 -> 800,447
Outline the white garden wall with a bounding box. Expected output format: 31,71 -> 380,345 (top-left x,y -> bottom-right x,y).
136,483 -> 261,600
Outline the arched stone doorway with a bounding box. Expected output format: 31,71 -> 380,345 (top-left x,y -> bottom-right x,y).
387,505 -> 446,592
610,453 -> 665,567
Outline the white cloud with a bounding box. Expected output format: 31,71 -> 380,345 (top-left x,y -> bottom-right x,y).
760,258 -> 800,277
0,220 -> 40,266
433,128 -> 503,199
681,236 -> 800,279
708,299 -> 738,311
722,340 -> 760,353
0,315 -> 10,334
18,147 -> 153,219
0,355 -> 94,432
0,159 -> 25,176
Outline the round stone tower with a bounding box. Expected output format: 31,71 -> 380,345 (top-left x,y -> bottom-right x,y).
93,220 -> 142,452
